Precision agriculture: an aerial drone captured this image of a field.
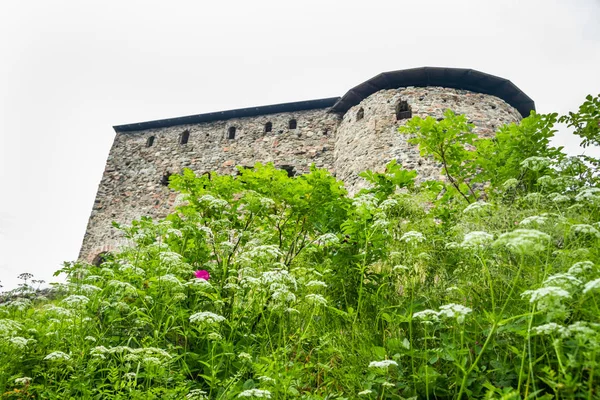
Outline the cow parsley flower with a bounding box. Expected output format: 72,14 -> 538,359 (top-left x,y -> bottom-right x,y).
543,273 -> 582,289
520,215 -> 548,226
79,284 -> 102,294
463,201 -> 491,214
400,231 -> 425,244
368,360 -> 398,368
305,294 -> 328,306
158,274 -> 182,286
568,261 -> 594,275
44,351 -> 71,361
238,352 -> 252,361
119,264 -> 145,276
521,286 -> 571,315
571,224 -> 600,238
305,280 -> 328,289
460,231 -> 493,248
9,337 -> 29,348
238,389 -> 272,398
438,303 -> 473,323
186,389 -> 209,400
521,156 -> 551,171
412,309 -> 439,322
524,192 -> 543,203
14,377 -> 32,385
257,376 -> 276,384
358,389 -> 374,396
531,322 -> 566,336
575,187 -> 600,202
494,229 -> 551,254
189,312 -> 226,325
198,194 -> 230,209
548,193 -> 570,203
43,305 -> 73,317
0,319 -> 23,336
502,178 -> 519,190
353,193 -> 378,211
62,295 -> 90,307
583,278 -> 600,295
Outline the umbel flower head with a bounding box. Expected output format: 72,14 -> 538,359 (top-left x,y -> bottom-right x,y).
195,270 -> 210,280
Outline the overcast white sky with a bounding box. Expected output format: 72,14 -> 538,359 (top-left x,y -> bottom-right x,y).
1,0 -> 599,291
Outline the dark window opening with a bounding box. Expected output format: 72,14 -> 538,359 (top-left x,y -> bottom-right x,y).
146,136 -> 155,147
323,128 -> 329,135
264,122 -> 272,133
396,100 -> 412,121
160,172 -> 172,186
180,130 -> 190,145
279,165 -> 295,177
228,127 -> 236,139
288,119 -> 297,129
356,107 -> 364,121
92,252 -> 110,267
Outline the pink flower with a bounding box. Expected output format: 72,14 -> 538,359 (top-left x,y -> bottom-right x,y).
194,270 -> 210,280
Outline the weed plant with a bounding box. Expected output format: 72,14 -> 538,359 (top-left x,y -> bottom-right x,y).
1,95 -> 600,399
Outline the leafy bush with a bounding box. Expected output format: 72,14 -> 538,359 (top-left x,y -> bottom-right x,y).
1,95 -> 599,399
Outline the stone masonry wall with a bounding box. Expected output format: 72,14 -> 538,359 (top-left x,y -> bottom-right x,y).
79,108 -> 340,262
80,87 -> 523,263
334,87 -> 522,193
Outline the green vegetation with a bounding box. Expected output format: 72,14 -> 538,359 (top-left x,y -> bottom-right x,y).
1,95 -> 600,399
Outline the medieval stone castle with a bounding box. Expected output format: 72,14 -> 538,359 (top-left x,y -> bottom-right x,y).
79,67 -> 535,263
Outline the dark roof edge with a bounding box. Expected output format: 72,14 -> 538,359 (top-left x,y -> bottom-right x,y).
331,67 -> 535,118
113,97 -> 341,133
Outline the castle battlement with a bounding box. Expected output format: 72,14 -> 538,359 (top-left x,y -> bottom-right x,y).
80,67 -> 534,263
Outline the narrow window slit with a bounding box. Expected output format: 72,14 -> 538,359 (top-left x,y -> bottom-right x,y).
228,127 -> 236,139
356,107 -> 364,121
395,100 -> 412,120
180,130 -> 190,145
288,119 -> 297,129
264,122 -> 272,133
146,136 -> 155,147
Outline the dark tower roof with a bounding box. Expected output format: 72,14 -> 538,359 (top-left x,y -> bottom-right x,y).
113,67 -> 535,132
331,67 -> 535,118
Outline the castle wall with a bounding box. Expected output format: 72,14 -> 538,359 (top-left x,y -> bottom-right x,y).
79,108 -> 340,262
333,87 -> 523,193
80,87 -> 525,263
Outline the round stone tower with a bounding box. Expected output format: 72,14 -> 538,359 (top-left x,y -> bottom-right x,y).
330,67 -> 534,193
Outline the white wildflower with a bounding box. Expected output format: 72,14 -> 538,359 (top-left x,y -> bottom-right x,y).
124,372 -> 137,380
44,351 -> 71,361
242,245 -> 283,260
198,194 -> 229,209
460,231 -> 494,248
142,356 -> 162,366
543,273 -> 582,289
400,231 -> 425,244
531,322 -> 566,336
392,264 -> 409,272
223,283 -> 240,291
571,224 -> 600,238
502,178 -> 519,190
548,193 -> 570,203
85,336 -> 97,342
158,274 -> 182,286
107,280 -> 137,294
564,321 -> 600,341
271,288 -> 296,303
353,193 -> 378,211
412,309 -> 439,322
373,219 -> 390,229
119,264 -> 145,276
493,229 -> 551,254
7,298 -> 32,311
0,319 -> 23,336
575,187 -> 600,202
186,389 -> 209,400
358,389 -> 374,396
238,389 -> 272,398
381,382 -> 395,388
438,303 -> 473,323
189,311 -> 226,325
14,377 -> 32,385
257,376 -> 276,384
521,156 -> 551,171
368,360 -> 398,369
536,175 -> 554,186
521,286 -> 571,314
569,261 -> 594,275
237,352 -> 252,361
305,280 -> 328,289
85,275 -> 103,283
43,305 -> 73,317
167,228 -> 183,238
520,215 -> 548,226
9,337 -> 29,348
463,201 -> 491,214
524,192 -> 543,203
305,294 -> 328,306
379,198 -> 399,211
583,278 -> 600,295
62,295 -> 90,307
79,284 -> 102,294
